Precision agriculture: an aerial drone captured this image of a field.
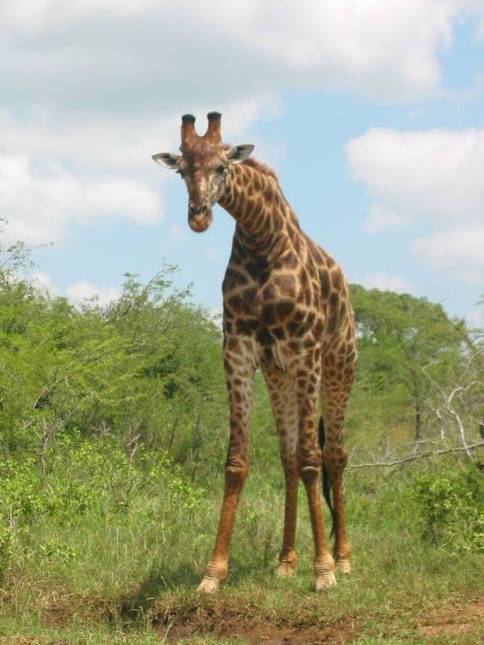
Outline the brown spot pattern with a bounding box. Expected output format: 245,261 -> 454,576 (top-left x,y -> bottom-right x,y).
175,121 -> 356,591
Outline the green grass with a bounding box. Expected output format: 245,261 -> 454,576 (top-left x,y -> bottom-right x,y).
0,446 -> 482,644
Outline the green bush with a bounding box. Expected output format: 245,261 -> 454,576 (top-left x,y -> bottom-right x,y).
0,457 -> 46,523
414,465 -> 483,552
0,524 -> 12,577
0,428 -> 205,532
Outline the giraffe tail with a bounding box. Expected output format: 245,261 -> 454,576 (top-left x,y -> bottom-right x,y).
318,416 -> 335,537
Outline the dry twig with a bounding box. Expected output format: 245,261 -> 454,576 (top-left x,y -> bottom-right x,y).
349,441 -> 484,469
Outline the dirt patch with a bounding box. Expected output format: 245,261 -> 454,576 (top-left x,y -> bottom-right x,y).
147,592 -> 360,644
164,622 -> 354,645
419,597 -> 484,640
164,621 -> 356,644
154,605 -> 358,644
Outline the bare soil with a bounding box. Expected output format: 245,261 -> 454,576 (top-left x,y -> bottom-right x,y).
163,619 -> 358,644
418,597 -> 484,640
23,593 -> 483,643
153,596 -> 484,644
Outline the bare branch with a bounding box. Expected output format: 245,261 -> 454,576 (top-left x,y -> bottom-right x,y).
349,441 -> 484,469
445,387 -> 473,457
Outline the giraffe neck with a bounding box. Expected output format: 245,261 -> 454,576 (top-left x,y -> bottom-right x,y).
218,162 -> 298,259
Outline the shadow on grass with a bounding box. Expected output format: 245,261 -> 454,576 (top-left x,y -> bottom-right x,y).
119,553 -> 313,632
120,562 -> 199,623
119,555 -> 282,623
226,558 -> 276,586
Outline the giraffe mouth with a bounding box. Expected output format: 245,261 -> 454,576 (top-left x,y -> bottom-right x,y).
188,209 -> 213,233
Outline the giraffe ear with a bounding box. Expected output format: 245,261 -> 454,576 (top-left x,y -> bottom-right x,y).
226,144 -> 254,164
152,152 -> 181,169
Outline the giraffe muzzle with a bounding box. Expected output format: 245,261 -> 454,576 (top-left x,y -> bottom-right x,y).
188,204 -> 213,233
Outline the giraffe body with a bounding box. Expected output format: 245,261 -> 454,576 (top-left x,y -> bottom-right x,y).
153,113 -> 356,592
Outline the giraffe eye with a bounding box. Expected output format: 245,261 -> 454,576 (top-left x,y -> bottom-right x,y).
216,165 -> 225,174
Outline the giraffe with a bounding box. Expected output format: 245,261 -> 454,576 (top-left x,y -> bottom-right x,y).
153,112 -> 357,593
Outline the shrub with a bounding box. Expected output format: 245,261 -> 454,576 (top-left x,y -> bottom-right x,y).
0,525 -> 12,577
414,465 -> 483,553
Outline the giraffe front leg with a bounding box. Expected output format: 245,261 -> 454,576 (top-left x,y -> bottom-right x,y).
263,366 -> 299,578
276,457 -> 299,577
198,337 -> 254,593
197,455 -> 249,593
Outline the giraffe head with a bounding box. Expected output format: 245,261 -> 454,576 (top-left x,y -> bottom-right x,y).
153,112 -> 254,232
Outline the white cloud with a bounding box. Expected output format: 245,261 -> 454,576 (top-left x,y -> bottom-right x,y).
1,1 -> 484,257
347,127 -> 484,279
0,1 -> 476,112
347,128 -> 484,226
66,280 -> 120,306
0,154 -> 161,244
411,227 -> 484,281
28,270 -> 120,306
0,94 -> 270,245
0,110 -> 167,174
362,203 -> 407,234
359,272 -> 416,294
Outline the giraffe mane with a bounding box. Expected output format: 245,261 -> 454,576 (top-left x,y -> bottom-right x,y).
241,157 -> 279,182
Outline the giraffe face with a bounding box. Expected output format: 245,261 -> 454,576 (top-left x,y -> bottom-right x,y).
177,144 -> 230,233
152,113 -> 253,233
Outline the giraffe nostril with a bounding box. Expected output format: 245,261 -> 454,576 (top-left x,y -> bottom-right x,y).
188,207 -> 212,232
190,204 -> 207,216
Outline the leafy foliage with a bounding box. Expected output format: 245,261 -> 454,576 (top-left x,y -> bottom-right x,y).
414,465 -> 483,552
351,285 -> 470,441
0,239 -> 482,641
0,243 -> 230,475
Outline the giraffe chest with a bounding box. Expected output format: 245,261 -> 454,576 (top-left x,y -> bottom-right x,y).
223,268 -> 304,323
223,267 -> 324,369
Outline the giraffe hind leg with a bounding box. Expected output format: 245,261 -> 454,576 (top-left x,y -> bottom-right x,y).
321,336 -> 356,575
320,429 -> 351,574
292,356 -> 335,591
321,420 -> 352,574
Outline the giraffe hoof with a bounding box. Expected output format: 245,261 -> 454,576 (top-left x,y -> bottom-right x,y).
336,557 -> 351,574
315,570 -> 337,591
197,577 -> 220,593
276,562 -> 296,577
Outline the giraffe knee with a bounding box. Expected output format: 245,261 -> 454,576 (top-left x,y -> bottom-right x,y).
225,456 -> 249,487
299,455 -> 321,485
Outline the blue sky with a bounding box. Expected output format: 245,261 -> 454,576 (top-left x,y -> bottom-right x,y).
0,1 -> 483,327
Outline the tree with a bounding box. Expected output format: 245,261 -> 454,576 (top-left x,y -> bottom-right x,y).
0,240 -> 228,475
422,297 -> 484,459
351,285 -> 467,441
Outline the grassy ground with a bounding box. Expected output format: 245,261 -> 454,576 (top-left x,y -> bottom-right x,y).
0,449 -> 482,644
